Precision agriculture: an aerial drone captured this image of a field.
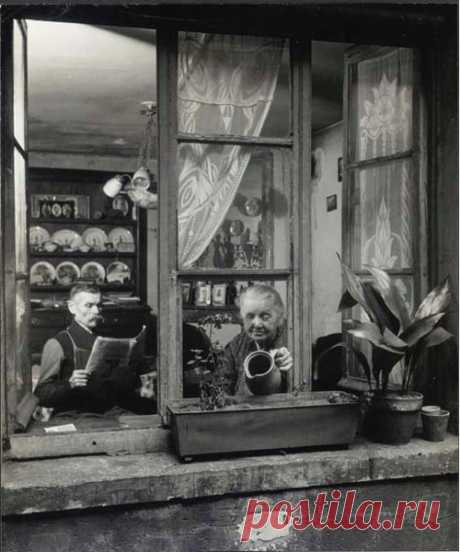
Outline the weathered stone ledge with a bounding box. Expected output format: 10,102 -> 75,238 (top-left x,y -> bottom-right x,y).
2,435 -> 458,516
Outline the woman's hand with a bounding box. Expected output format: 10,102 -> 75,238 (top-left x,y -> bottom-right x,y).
272,347 -> 293,372
69,369 -> 89,388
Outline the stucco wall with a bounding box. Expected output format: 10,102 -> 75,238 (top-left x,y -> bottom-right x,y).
311,122 -> 343,342
3,476 -> 457,552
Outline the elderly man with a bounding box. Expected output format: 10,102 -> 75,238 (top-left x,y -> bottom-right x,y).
35,283 -> 155,414
217,284 -> 293,396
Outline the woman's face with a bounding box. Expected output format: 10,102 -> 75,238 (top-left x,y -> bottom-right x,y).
240,294 -> 283,343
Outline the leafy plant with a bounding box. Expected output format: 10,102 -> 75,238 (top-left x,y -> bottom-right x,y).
337,255 -> 453,395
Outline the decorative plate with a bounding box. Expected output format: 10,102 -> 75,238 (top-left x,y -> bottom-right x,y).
112,195 -> 130,217
56,262 -> 80,286
106,261 -> 131,284
82,228 -> 108,252
29,226 -> 50,249
108,227 -> 135,252
80,262 -> 105,284
244,197 -> 262,217
51,229 -> 83,250
30,261 -> 56,286
229,219 -> 245,237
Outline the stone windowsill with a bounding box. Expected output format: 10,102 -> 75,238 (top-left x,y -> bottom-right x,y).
3,434 -> 458,517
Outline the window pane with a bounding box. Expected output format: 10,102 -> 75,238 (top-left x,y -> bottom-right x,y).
181,280 -> 288,398
351,48 -> 413,161
14,149 -> 27,273
178,32 -> 289,137
350,159 -> 416,270
178,144 -> 291,270
13,20 -> 26,150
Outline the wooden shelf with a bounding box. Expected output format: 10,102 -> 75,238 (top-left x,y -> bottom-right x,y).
30,218 -> 137,226
31,284 -> 135,292
183,305 -> 238,311
30,251 -> 136,258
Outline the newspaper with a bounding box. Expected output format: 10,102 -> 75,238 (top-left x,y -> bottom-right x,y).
84,325 -> 147,375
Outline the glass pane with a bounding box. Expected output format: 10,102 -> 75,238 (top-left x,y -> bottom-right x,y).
350,159 -> 416,270
178,32 -> 290,137
181,280 -> 288,398
13,20 -> 26,150
178,144 -> 291,270
351,48 -> 413,161
14,148 -> 28,273
16,279 -> 31,394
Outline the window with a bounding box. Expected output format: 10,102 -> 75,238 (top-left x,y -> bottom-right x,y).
1,6 -> 442,451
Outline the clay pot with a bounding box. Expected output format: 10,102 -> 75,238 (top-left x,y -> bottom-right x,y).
422,408 -> 450,442
244,350 -> 281,395
363,391 -> 424,445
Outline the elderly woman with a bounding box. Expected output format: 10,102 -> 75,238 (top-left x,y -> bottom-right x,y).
217,284 -> 293,396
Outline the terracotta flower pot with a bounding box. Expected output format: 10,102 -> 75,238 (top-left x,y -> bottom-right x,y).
422,409 -> 450,442
363,391 -> 424,445
244,350 -> 281,395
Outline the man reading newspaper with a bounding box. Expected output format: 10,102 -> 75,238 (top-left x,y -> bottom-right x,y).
35,283 -> 155,415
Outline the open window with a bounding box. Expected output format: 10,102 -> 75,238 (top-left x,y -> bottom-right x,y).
1,6 -> 436,457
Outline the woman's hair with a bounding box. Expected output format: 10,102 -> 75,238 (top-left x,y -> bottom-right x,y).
69,282 -> 101,300
239,284 -> 285,316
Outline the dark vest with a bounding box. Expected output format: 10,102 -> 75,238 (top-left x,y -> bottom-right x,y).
54,320 -> 97,384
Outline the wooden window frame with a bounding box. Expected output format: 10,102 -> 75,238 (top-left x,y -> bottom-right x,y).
156,30 -> 312,420
0,4 -> 448,452
340,45 -> 429,390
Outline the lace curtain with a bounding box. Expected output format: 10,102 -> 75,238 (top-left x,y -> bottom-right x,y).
177,33 -> 284,268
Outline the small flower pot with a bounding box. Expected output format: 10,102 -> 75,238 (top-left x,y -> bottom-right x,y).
422,409 -> 450,442
363,392 -> 424,445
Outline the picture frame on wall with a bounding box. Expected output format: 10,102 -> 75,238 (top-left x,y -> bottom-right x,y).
31,194 -> 90,219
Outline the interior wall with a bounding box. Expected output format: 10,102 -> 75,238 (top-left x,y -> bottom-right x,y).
311,122 -> 343,343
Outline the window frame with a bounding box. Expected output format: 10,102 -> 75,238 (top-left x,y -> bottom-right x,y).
156,29 -> 313,420
0,4 -> 447,450
340,44 -> 429,389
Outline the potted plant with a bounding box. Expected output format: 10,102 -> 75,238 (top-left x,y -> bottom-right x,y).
337,256 -> 453,444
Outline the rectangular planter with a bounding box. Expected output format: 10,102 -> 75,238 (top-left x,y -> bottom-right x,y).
168,391 -> 360,460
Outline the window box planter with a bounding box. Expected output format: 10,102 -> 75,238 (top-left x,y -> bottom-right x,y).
168,391 -> 360,460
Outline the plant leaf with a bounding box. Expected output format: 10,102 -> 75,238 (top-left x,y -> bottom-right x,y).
315,341 -> 373,390
346,321 -> 406,354
421,326 -> 453,348
362,282 -> 400,335
371,347 -> 403,392
337,255 -> 376,323
337,290 -> 358,312
414,277 -> 453,320
382,328 -> 408,350
400,312 -> 445,347
364,265 -> 411,329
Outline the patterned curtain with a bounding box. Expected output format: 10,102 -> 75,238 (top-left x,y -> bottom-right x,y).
177,33 -> 284,268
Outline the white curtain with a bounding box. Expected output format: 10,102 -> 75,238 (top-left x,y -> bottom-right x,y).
177,33 -> 284,268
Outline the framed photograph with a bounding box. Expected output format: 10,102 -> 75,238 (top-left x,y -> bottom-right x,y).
326,194 -> 338,212
181,282 -> 192,305
31,194 -> 90,219
212,283 -> 227,306
195,282 -> 212,306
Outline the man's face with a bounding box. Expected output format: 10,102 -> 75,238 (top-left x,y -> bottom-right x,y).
68,292 -> 101,329
240,293 -> 283,344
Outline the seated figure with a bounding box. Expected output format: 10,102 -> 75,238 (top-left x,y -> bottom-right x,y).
216,284 -> 293,396
35,283 -> 155,415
